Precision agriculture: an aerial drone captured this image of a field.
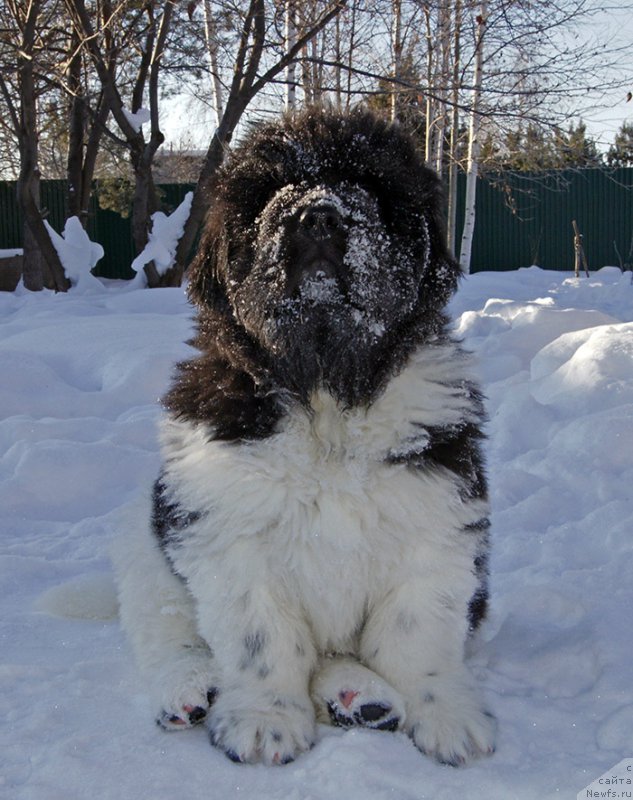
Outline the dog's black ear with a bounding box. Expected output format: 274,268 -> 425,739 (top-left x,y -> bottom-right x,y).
186,212 -> 231,312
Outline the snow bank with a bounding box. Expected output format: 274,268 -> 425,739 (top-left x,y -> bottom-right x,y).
1,267 -> 632,799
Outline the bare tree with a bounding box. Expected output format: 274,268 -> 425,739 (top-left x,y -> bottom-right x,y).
64,28 -> 111,225
0,0 -> 70,291
65,0 -> 182,283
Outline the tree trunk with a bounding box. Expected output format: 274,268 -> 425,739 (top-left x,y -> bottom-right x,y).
21,188 -> 46,292
203,0 -> 224,125
458,2 -> 486,275
423,5 -> 435,166
446,0 -> 462,254
79,97 -> 109,218
66,32 -> 85,221
17,0 -> 69,291
173,99 -> 246,278
433,2 -> 451,176
18,172 -> 70,292
285,1 -> 297,111
130,144 -> 161,255
66,32 -> 108,227
390,0 -> 402,122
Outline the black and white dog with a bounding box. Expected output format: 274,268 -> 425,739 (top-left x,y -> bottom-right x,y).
113,108 -> 495,766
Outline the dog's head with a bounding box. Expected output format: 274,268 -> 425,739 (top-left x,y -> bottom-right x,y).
188,108 -> 459,403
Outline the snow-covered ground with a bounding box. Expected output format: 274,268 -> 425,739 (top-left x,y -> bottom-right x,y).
1,266 -> 631,799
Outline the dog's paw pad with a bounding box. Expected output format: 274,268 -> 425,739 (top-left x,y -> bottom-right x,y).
327,697 -> 401,732
313,659 -> 405,732
156,701 -> 212,730
156,685 -> 219,731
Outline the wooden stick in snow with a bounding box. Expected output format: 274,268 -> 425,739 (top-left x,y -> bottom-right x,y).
572,220 -> 590,278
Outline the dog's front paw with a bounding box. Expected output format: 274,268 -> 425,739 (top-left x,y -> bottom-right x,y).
312,657 -> 405,732
157,688 -> 218,731
153,655 -> 219,731
208,689 -> 316,765
407,675 -> 496,766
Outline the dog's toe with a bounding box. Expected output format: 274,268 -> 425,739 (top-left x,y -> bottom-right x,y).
407,678 -> 497,765
208,690 -> 315,765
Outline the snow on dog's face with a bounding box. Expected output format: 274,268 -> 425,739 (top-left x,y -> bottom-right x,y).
232,180 -> 428,353
187,108 -> 459,404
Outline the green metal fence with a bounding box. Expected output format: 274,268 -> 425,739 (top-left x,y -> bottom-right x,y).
456,168 -> 633,272
2,169 -> 633,277
0,180 -> 195,280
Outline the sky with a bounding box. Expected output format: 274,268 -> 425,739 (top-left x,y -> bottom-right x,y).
578,2 -> 633,148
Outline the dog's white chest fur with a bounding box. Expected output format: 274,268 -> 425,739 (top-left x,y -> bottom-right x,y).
159,340 -> 485,652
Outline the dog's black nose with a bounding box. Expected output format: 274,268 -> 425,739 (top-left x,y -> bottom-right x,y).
298,203 -> 343,241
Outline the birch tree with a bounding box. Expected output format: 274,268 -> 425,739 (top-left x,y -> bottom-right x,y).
202,0 -> 224,126
446,0 -> 462,253
458,1 -> 486,274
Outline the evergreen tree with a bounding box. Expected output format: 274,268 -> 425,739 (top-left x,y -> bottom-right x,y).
607,122 -> 633,167
553,121 -> 602,167
492,124 -> 559,171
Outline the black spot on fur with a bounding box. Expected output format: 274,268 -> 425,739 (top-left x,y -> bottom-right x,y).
373,716 -> 400,732
207,688 -> 219,706
240,630 -> 267,670
386,382 -> 488,502
468,522 -> 491,630
468,582 -> 489,631
151,475 -> 202,560
395,610 -> 418,633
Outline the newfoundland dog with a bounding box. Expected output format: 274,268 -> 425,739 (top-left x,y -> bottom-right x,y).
113,107 -> 496,767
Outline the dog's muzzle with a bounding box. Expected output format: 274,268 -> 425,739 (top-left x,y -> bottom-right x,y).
285,200 -> 349,298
